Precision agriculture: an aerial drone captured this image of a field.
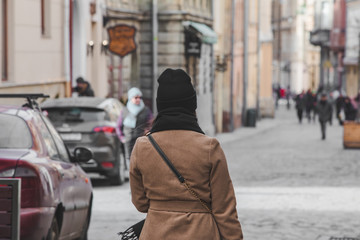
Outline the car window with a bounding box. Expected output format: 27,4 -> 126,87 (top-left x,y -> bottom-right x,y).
41,115 -> 71,162
0,113 -> 32,149
45,107 -> 109,126
34,113 -> 60,159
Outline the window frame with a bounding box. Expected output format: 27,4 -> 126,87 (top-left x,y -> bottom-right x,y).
41,0 -> 51,37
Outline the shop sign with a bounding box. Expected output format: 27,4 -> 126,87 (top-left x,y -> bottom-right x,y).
185,33 -> 201,57
108,25 -> 137,57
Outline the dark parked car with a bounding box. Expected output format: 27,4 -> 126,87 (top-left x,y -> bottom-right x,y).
41,97 -> 126,185
0,94 -> 93,240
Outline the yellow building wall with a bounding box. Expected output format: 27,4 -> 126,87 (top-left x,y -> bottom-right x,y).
346,66 -> 359,98
260,42 -> 274,117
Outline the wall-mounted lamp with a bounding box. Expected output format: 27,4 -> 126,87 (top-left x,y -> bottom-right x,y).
101,40 -> 109,55
87,40 -> 94,56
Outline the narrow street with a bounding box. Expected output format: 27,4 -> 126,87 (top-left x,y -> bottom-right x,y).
88,104 -> 360,240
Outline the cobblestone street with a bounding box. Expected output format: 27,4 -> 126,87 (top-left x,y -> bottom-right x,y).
89,105 -> 360,240
218,104 -> 360,240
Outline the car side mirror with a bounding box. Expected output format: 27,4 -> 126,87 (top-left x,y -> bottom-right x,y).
73,147 -> 93,163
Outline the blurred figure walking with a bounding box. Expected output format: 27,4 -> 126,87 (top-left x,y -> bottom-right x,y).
316,93 -> 333,140
335,93 -> 345,125
305,89 -> 314,123
294,90 -> 306,124
344,97 -> 358,121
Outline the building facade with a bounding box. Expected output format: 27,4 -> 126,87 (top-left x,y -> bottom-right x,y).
329,0 -> 346,91
344,0 -> 360,97
213,0 -> 233,132
310,0 -> 335,92
273,0 -> 321,94
95,0 -> 218,135
0,0 -> 108,98
259,0 -> 275,118
213,0 -> 274,132
0,0 -> 68,97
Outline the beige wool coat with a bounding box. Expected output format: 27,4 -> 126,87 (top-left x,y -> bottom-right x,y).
130,130 -> 243,240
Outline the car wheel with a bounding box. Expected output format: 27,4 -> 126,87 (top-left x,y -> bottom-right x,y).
110,145 -> 125,185
47,217 -> 60,240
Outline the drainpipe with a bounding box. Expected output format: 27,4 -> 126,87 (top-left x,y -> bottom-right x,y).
256,0 -> 261,119
230,0 -> 235,131
69,0 -> 73,94
242,0 -> 249,126
152,0 -> 158,114
64,0 -> 71,96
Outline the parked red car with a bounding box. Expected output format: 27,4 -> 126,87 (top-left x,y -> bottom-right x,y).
0,94 -> 93,240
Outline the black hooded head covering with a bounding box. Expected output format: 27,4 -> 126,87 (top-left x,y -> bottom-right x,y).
150,68 -> 204,134
156,68 -> 197,112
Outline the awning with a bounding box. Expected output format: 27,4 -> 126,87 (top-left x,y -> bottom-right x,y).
183,21 -> 217,44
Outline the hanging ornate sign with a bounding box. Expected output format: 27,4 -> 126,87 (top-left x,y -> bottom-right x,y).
107,25 -> 137,57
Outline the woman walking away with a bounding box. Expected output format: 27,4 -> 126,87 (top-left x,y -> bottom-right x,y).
130,68 -> 243,240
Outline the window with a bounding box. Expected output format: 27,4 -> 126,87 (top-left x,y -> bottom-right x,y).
41,0 -> 51,37
35,114 -> 59,159
1,0 -> 8,81
42,116 -> 70,162
45,107 -> 109,127
0,114 -> 32,149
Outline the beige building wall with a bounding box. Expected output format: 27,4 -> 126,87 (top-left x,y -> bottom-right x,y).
302,0 -> 320,92
0,0 -> 67,97
246,0 -> 259,109
232,0 -> 245,128
259,43 -> 274,118
272,0 -> 319,95
214,0 -> 232,132
346,66 -> 359,98
344,0 -> 360,97
85,1 -> 108,98
259,0 -> 274,118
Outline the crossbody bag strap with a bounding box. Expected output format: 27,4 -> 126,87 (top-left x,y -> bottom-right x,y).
147,133 -> 212,214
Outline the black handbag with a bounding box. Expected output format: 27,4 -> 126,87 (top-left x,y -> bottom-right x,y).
118,219 -> 145,240
118,133 -> 212,239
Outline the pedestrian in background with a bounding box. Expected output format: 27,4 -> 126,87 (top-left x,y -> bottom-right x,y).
295,90 -> 306,124
305,89 -> 314,123
130,68 -> 243,239
72,77 -> 95,96
117,87 -> 153,178
316,93 -> 333,140
335,93 -> 345,125
311,91 -> 318,122
355,90 -> 360,121
344,96 -> 358,121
